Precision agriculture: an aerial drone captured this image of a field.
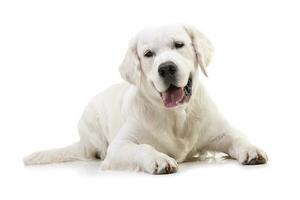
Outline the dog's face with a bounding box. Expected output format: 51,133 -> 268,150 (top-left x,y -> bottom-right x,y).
119,24 -> 213,109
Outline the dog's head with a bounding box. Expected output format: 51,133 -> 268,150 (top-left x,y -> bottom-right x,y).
119,24 -> 213,109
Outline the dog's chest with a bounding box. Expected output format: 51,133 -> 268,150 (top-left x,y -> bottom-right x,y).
153,110 -> 204,162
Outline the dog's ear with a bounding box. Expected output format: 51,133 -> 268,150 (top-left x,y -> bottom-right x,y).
184,25 -> 214,77
119,37 -> 141,85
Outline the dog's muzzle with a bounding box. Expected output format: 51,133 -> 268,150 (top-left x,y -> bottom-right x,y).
159,75 -> 193,108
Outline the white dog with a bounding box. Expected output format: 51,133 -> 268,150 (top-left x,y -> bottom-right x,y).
24,24 -> 268,174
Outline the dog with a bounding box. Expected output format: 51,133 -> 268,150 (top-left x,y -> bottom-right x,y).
23,24 -> 268,174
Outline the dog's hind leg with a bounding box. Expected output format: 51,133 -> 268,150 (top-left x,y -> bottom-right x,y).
23,98 -> 109,165
23,141 -> 95,165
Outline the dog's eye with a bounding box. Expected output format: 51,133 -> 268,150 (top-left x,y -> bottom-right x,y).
174,41 -> 184,49
144,50 -> 154,57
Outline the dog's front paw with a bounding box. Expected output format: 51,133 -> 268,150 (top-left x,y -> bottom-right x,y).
234,145 -> 268,165
147,153 -> 178,174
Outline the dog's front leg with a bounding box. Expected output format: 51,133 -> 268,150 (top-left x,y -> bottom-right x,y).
207,128 -> 268,165
100,122 -> 178,174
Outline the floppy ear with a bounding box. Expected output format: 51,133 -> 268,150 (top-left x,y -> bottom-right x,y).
119,37 -> 141,85
184,25 -> 214,77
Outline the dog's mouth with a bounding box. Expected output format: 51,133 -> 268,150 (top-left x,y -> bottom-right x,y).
160,77 -> 192,108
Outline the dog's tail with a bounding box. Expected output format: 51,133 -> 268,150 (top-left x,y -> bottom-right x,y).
23,142 -> 91,165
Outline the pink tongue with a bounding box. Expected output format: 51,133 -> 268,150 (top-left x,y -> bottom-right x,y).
162,87 -> 184,108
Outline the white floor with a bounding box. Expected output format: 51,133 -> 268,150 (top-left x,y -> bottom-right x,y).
3,149 -> 296,200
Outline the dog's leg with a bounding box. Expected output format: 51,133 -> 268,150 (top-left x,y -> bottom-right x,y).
24,103 -> 108,165
23,142 -> 94,165
101,141 -> 178,174
100,123 -> 178,174
206,130 -> 268,165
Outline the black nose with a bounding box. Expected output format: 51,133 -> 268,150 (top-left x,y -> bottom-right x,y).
158,61 -> 178,78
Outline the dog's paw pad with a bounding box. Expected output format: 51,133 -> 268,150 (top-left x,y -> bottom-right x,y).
153,162 -> 177,174
240,148 -> 268,165
150,155 -> 178,174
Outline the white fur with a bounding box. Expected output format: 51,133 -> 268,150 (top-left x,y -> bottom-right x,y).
24,24 -> 268,174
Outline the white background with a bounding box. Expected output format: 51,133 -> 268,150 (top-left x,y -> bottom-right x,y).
0,0 -> 299,199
